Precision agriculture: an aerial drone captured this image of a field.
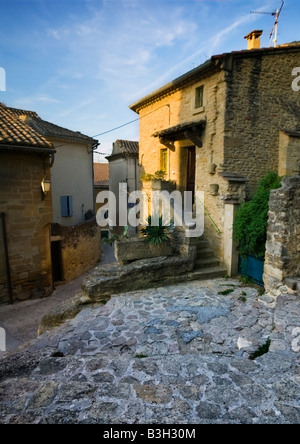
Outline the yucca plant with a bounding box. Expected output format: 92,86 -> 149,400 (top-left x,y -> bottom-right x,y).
141,216 -> 173,245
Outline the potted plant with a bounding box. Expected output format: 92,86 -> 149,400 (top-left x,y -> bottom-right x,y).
140,170 -> 176,192
233,171 -> 282,284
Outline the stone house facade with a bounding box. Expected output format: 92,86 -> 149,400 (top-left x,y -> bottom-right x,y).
130,35 -> 300,276
9,107 -> 102,285
0,103 -> 55,303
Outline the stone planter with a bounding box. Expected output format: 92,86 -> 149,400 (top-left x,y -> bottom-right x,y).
142,179 -> 176,192
115,237 -> 173,264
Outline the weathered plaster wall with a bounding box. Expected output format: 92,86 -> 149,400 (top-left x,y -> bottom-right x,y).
264,176 -> 300,296
51,219 -> 101,283
0,152 -> 53,303
50,141 -> 94,227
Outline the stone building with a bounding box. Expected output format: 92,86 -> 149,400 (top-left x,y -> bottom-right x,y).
0,103 -> 55,303
130,32 -> 300,276
9,107 -> 102,285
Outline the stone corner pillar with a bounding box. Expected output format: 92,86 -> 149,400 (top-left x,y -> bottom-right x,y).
223,200 -> 240,277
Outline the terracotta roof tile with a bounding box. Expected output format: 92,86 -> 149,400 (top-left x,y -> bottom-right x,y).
94,163 -> 109,187
115,140 -> 139,155
8,107 -> 98,146
0,103 -> 54,151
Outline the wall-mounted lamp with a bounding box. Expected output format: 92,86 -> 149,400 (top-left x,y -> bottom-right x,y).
41,177 -> 51,200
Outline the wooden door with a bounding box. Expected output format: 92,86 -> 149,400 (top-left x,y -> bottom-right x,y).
186,146 -> 196,200
51,241 -> 63,283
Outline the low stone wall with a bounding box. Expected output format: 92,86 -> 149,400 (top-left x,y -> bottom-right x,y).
263,176 -> 300,296
51,219 -> 101,283
115,238 -> 173,264
82,248 -> 197,302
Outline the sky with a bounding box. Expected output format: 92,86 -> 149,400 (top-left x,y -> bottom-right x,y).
0,0 -> 299,162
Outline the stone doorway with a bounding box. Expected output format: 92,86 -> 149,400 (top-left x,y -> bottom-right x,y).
186,146 -> 196,202
51,240 -> 63,284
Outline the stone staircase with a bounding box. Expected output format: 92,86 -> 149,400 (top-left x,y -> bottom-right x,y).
186,237 -> 227,282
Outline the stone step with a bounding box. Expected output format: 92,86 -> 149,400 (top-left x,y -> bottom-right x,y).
186,266 -> 228,282
184,237 -> 209,249
196,239 -> 210,250
194,257 -> 220,269
195,247 -> 215,259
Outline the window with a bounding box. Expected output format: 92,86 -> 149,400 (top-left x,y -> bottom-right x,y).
60,196 -> 73,217
160,149 -> 168,173
195,85 -> 204,109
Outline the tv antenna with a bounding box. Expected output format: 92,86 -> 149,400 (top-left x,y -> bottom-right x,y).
251,1 -> 285,47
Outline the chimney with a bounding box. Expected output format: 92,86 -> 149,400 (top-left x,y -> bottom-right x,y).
244,30 -> 263,50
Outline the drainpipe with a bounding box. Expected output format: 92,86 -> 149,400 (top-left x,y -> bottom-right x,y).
0,213 -> 13,305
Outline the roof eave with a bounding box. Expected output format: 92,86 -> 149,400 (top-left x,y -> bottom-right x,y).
129,58 -> 215,113
0,144 -> 55,154
45,134 -> 98,146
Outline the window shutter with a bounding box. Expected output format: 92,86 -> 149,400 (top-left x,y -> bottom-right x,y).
60,196 -> 73,217
61,196 -> 68,217
68,196 -> 73,216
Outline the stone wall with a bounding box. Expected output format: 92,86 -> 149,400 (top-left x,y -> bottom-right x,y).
51,219 -> 101,283
225,50 -> 300,197
263,176 -> 300,296
278,130 -> 300,176
0,152 -> 53,303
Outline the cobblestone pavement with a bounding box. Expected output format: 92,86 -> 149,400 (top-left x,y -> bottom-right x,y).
0,278 -> 300,424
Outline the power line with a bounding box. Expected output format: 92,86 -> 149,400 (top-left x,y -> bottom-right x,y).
91,104 -> 170,139
92,117 -> 140,138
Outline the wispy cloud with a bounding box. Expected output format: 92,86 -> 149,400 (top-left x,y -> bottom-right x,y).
14,94 -> 61,109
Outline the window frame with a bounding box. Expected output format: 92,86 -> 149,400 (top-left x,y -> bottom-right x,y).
160,148 -> 168,173
194,85 -> 204,110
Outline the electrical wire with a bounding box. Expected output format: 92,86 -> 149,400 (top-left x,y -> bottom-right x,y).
91,104 -> 170,139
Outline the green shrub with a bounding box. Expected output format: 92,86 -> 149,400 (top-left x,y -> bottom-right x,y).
140,170 -> 166,181
233,171 -> 282,258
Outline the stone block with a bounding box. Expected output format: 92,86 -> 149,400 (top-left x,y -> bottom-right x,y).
284,278 -> 297,291
82,253 -> 195,302
115,238 -> 173,263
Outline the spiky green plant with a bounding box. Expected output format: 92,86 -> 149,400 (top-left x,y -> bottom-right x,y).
141,216 -> 173,245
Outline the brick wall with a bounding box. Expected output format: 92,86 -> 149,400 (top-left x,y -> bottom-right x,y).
0,152 -> 53,303
263,176 -> 300,296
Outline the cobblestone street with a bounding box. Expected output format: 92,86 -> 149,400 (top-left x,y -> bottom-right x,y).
0,278 -> 300,424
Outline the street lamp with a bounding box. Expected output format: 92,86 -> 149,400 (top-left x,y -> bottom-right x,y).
41,177 -> 51,200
